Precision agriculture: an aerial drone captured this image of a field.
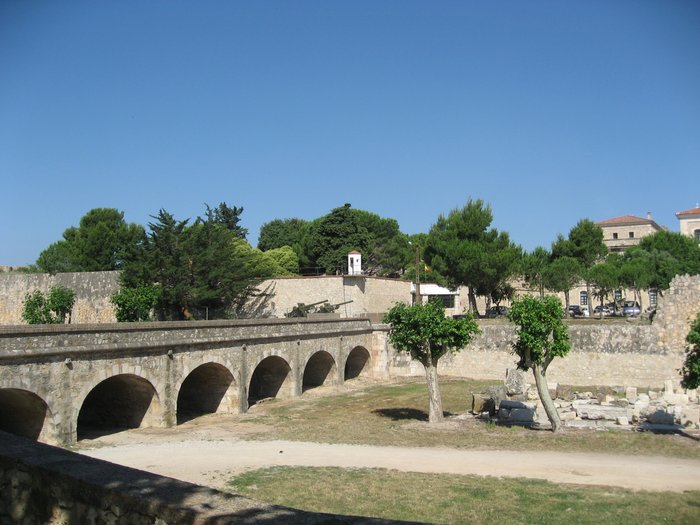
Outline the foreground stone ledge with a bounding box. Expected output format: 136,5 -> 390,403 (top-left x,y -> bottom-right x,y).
0,432 -> 415,525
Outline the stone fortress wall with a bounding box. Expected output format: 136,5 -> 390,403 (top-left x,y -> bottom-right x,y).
385,274 -> 700,389
1,270 -> 698,388
0,271 -> 119,325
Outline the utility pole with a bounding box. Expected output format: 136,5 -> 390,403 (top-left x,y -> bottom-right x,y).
414,243 -> 421,306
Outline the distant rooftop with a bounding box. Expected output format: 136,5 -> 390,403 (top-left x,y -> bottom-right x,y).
596,215 -> 662,230
676,207 -> 700,218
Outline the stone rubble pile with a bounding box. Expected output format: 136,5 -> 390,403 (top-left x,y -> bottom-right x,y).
470,369 -> 700,430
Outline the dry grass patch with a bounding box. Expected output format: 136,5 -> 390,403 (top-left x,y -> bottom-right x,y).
228,466 -> 700,524
244,378 -> 700,459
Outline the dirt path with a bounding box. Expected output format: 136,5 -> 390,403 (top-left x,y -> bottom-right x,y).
80,437 -> 700,493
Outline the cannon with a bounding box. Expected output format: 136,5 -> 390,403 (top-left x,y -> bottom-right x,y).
316,300 -> 354,313
285,300 -> 329,318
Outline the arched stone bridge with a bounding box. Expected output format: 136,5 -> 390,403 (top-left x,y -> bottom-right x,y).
0,318 -> 386,445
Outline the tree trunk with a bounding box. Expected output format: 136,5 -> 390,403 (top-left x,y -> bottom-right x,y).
586,281 -> 593,318
532,363 -> 561,432
423,356 -> 444,423
564,290 -> 570,310
468,287 -> 479,316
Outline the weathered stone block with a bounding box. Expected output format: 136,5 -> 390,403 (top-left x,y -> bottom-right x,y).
681,407 -> 700,427
664,379 -> 674,394
575,404 -> 629,421
555,384 -> 575,401
625,386 -> 638,403
616,416 -> 629,426
504,368 -> 529,395
472,394 -> 494,414
663,393 -> 689,406
559,410 -> 577,421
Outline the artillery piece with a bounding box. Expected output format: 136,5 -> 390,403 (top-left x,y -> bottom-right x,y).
315,300 -> 353,313
285,300 -> 329,318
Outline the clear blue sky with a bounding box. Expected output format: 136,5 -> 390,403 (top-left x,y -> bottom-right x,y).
2,1 -> 699,266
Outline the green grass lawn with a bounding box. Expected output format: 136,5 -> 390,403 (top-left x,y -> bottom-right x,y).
228,466 -> 700,525
244,378 -> 700,459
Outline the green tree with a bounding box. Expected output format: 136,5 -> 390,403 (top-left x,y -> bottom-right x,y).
552,219 -> 607,318
588,255 -> 622,318
507,295 -> 571,432
308,204 -> 373,273
521,247 -> 551,297
637,231 -> 700,290
258,218 -> 308,252
423,199 -> 521,315
120,204 -> 280,320
22,290 -> 53,324
22,285 -> 75,324
384,300 -> 480,423
110,285 -> 160,322
681,312 -> 700,389
36,208 -> 146,273
204,202 -> 248,239
619,248 -> 655,311
542,256 -> 582,310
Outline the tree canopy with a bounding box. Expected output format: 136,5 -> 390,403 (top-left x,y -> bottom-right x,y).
507,295 -> 570,432
119,203 -> 289,320
36,208 -> 146,273
22,285 -> 76,324
384,300 -> 480,423
681,312 -> 700,390
423,199 -> 522,314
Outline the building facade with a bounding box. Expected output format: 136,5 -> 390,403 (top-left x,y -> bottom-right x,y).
676,206 -> 700,245
596,214 -> 663,253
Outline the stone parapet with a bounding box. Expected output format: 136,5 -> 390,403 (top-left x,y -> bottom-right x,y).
0,431 -> 404,524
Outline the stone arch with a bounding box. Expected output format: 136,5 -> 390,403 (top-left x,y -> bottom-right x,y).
302,351 -> 337,392
0,388 -> 51,441
345,346 -> 371,380
248,355 -> 293,406
77,374 -> 161,440
177,362 -> 236,424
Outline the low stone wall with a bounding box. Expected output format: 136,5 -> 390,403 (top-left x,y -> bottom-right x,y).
0,271 -> 118,325
0,431 -> 401,524
386,321 -> 685,389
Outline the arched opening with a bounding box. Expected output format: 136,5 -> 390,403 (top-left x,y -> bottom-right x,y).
302,351 -> 337,392
77,374 -> 160,440
248,356 -> 292,406
345,346 -> 371,380
177,362 -> 236,424
0,388 -> 49,440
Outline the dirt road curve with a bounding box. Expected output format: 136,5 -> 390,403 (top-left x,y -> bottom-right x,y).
80,439 -> 700,493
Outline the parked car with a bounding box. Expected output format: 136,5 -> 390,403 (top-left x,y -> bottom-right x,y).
593,305 -> 614,316
485,306 -> 509,318
567,305 -> 585,317
622,301 -> 641,316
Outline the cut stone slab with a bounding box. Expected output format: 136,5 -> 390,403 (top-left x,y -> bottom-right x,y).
664,393 -> 689,405
575,404 -> 629,421
680,407 -> 700,428
504,368 -> 530,395
626,386 -> 638,403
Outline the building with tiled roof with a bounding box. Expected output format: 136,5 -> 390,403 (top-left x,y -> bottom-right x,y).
676,206 -> 700,244
596,214 -> 664,253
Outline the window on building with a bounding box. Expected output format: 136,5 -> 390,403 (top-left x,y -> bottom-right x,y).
580,291 -> 588,306
427,295 -> 455,308
614,289 -> 622,302
628,232 -> 634,238
695,229 -> 700,244
649,289 -> 657,307
612,232 -> 618,240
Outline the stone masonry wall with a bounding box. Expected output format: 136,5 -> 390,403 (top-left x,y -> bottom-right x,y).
0,271 -> 118,325
652,274 -> 700,356
0,431 -> 390,524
